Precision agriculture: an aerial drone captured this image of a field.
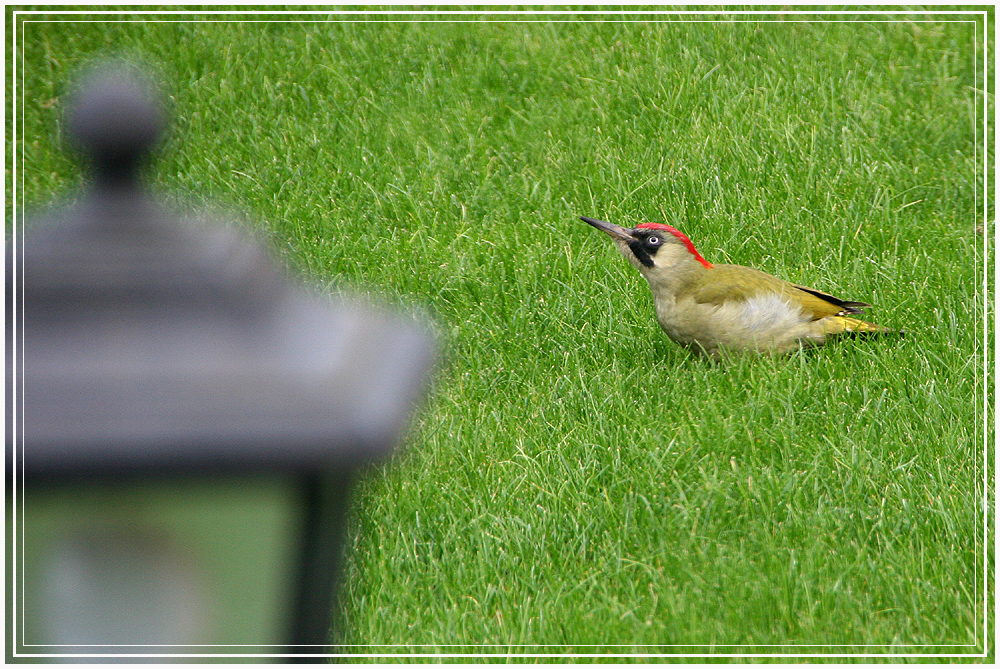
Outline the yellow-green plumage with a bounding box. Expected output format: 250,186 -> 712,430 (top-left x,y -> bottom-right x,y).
686,264 -> 883,324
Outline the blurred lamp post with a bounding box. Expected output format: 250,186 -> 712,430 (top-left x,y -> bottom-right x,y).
7,65 -> 435,661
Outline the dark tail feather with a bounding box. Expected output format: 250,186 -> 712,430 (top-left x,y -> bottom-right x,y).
794,285 -> 871,315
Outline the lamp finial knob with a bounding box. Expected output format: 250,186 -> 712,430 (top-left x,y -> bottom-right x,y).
66,63 -> 164,186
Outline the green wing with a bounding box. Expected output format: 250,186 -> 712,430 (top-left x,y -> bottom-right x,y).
691,264 -> 866,321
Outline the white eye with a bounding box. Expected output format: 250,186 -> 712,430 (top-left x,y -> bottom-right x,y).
647,236 -> 661,246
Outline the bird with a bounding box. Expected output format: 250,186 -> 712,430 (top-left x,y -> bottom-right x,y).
581,216 -> 893,359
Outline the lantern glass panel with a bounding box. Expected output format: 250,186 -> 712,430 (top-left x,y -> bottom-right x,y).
19,475 -> 303,655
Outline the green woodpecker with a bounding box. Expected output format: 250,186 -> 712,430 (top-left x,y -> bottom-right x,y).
582,216 -> 891,358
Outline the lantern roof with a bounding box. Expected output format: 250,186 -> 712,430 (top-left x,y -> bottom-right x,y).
11,63 -> 436,479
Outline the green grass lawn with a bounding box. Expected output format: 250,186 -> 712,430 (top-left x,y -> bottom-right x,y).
9,7 -> 992,660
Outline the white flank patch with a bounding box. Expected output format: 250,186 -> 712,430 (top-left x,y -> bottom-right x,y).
726,293 -> 808,334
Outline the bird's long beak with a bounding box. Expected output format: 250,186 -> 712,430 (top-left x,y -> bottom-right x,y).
581,216 -> 634,241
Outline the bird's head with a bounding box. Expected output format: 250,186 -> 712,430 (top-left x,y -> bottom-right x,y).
581,216 -> 713,275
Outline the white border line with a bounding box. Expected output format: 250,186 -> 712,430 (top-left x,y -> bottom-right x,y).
6,9 -> 995,15
7,10 -> 989,15
12,7 -> 20,662
8,6 -> 991,661
985,5 -> 995,657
